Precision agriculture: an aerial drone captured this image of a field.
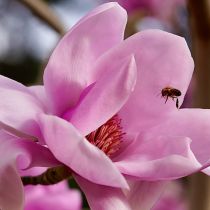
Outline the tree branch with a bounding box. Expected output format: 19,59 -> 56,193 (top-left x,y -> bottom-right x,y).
188,0 -> 210,209
22,165 -> 71,186
19,0 -> 65,35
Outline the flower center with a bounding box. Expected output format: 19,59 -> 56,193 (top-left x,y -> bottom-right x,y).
86,115 -> 124,157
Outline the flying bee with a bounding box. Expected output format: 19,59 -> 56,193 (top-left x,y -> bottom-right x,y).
161,87 -> 181,109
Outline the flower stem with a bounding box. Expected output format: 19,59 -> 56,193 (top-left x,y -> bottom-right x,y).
19,0 -> 65,35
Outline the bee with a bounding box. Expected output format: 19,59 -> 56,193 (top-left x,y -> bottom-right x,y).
21,165 -> 71,186
161,87 -> 181,109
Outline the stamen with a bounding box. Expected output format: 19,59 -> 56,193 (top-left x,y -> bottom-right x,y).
86,115 -> 124,157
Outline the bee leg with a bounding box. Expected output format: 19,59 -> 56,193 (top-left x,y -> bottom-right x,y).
165,96 -> 168,103
176,98 -> 179,109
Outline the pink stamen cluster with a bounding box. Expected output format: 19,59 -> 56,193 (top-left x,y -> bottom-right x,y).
86,115 -> 124,157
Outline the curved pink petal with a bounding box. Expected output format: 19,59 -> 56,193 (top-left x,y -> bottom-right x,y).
147,109 -> 210,174
126,180 -> 166,210
0,132 -> 59,210
0,76 -> 45,138
75,175 -> 165,210
16,140 -> 60,169
24,182 -> 81,210
74,174 -> 131,210
20,167 -> 47,176
38,114 -> 128,189
0,75 -> 32,93
66,55 -> 137,136
114,134 -> 201,180
0,121 -> 39,142
29,85 -> 50,113
93,30 -> 194,133
0,133 -> 25,210
0,164 -> 24,210
1,134 -> 59,170
44,2 -> 127,115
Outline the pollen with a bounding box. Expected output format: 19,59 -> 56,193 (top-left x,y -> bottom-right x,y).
86,115 -> 125,157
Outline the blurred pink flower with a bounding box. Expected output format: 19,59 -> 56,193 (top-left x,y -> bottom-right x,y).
23,168 -> 82,210
24,183 -> 81,210
152,181 -> 187,210
1,2 -> 210,210
112,0 -> 185,20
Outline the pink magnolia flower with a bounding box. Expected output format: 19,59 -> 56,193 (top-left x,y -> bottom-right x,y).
23,168 -> 82,210
1,2 -> 210,210
24,183 -> 81,210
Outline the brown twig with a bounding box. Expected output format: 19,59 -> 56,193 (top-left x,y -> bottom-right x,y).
19,0 -> 65,35
22,165 -> 71,186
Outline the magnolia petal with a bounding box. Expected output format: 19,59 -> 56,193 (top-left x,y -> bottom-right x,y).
0,121 -> 38,142
0,75 -> 31,93
0,164 -> 24,210
29,85 -> 49,113
75,176 -> 165,210
0,133 -> 25,210
1,134 -> 59,170
0,133 -> 59,210
93,30 -> 193,132
148,108 -> 210,173
74,174 -> 131,210
0,75 -> 44,138
115,134 -> 201,180
66,55 -> 137,136
16,141 -> 60,169
38,114 -> 128,189
126,180 -> 166,210
119,30 -> 194,132
44,2 -> 127,114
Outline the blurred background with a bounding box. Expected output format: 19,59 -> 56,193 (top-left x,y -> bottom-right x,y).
1,0 -> 210,209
